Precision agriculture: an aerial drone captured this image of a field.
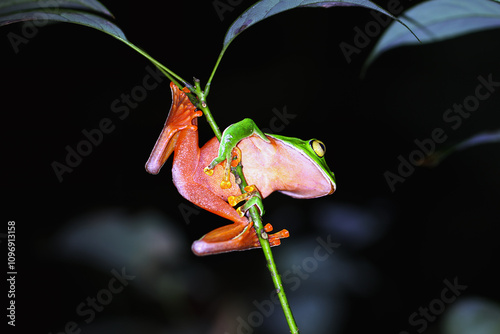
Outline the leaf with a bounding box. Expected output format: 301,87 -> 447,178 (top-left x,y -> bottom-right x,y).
0,0 -> 112,17
1,9 -> 127,40
364,0 -> 500,70
0,0 -> 123,39
223,0 -> 404,50
0,0 -> 188,89
205,0 -> 417,94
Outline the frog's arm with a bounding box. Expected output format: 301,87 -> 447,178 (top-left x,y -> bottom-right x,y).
204,118 -> 269,215
204,118 -> 270,189
206,118 -> 269,171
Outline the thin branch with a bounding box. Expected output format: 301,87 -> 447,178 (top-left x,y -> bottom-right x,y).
198,95 -> 299,333
234,164 -> 300,333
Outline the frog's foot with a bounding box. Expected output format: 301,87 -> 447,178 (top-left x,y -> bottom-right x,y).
191,221 -> 290,256
204,147 -> 241,189
228,185 -> 264,216
145,82 -> 203,175
262,223 -> 290,248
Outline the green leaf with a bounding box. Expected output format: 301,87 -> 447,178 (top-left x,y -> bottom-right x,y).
0,1 -> 122,39
0,1 -> 189,88
205,0 -> 417,94
1,9 -> 126,39
223,0 -> 402,50
364,0 -> 500,70
0,0 -> 112,17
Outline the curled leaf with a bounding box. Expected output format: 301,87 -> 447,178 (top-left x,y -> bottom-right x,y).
364,0 -> 500,70
0,0 -> 113,18
0,0 -> 187,94
0,0 -> 124,40
223,0 -> 403,50
205,0 -> 417,93
1,9 -> 126,40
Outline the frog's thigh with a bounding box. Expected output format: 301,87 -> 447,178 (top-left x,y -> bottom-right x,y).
175,180 -> 248,225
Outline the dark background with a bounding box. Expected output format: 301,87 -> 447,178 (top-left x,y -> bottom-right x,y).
2,1 -> 500,333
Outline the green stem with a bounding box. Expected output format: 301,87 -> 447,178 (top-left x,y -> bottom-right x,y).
194,79 -> 222,140
196,83 -> 298,332
114,37 -> 199,98
235,164 -> 300,334
204,47 -> 227,97
123,41 -> 183,83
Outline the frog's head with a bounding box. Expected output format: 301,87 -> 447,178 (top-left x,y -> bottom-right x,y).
267,134 -> 336,198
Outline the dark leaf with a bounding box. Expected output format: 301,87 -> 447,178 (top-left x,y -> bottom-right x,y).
1,9 -> 126,40
364,0 -> 500,70
0,0 -> 112,17
223,0 -> 404,50
0,1 -> 184,89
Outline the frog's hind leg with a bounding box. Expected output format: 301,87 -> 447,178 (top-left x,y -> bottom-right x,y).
191,222 -> 289,256
178,182 -> 289,256
184,186 -> 289,256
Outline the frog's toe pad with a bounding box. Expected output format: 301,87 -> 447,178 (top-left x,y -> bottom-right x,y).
253,228 -> 289,248
220,180 -> 232,189
268,229 -> 290,244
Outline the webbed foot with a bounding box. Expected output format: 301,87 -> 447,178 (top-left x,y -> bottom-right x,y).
191,221 -> 289,256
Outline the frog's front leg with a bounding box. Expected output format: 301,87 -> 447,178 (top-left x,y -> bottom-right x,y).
204,118 -> 270,189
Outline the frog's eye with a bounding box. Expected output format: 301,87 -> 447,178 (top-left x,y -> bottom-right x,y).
310,140 -> 326,158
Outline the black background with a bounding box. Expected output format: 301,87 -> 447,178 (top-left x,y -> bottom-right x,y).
2,1 -> 500,333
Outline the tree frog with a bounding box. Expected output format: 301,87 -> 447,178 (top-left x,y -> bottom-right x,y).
146,82 -> 336,256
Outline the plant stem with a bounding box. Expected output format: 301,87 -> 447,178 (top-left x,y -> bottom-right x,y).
235,165 -> 300,334
194,79 -> 222,140
204,48 -> 227,97
116,37 -> 199,98
199,94 -> 299,333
